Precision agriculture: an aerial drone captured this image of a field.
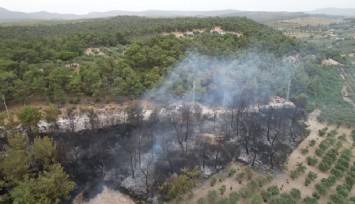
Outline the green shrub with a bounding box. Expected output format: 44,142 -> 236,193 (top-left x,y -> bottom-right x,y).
290,188 -> 301,200
270,193 -> 295,204
315,148 -> 324,157
303,196 -> 318,204
315,183 -> 327,195
198,197 -> 207,204
207,190 -> 218,203
249,195 -> 262,204
319,140 -> 330,150
300,148 -> 309,155
228,192 -> 240,204
159,167 -> 199,201
345,176 -> 354,187
329,193 -> 345,204
306,156 -> 318,166
290,162 -> 307,179
267,185 -> 280,196
236,171 -> 245,184
336,184 -> 350,198
219,185 -> 226,195
217,198 -> 228,204
309,139 -> 316,146
318,128 -> 328,137
261,191 -> 272,202
312,191 -> 320,200
305,171 -> 318,186
338,134 -> 347,142
330,168 -> 343,178
210,177 -> 217,186
351,130 -> 355,141
228,168 -> 236,177
239,187 -> 252,199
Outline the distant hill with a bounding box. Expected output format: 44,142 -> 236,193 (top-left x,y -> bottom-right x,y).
308,8 -> 355,17
0,7 -> 309,22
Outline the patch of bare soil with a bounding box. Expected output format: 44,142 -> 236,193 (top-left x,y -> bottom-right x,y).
321,58 -> 343,66
162,27 -> 243,38
85,48 -> 106,56
73,186 -> 135,204
342,83 -> 355,108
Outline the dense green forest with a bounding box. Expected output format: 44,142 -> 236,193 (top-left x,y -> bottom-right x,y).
0,16 -> 309,105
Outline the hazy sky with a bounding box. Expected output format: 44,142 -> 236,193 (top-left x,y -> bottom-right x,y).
1,0 -> 355,14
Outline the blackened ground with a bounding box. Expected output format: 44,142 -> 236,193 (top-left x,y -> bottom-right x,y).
47,106 -> 306,203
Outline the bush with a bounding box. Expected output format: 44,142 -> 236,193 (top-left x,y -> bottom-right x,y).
236,171 -> 245,184
338,134 -> 347,142
290,188 -> 301,200
255,175 -> 271,187
270,193 -> 295,204
267,185 -> 280,196
318,161 -> 331,171
249,195 -> 262,204
345,176 -> 355,187
300,148 -> 309,155
315,148 -> 324,157
198,197 -> 206,204
312,191 -> 320,200
219,185 -> 226,195
305,171 -> 318,186
217,198 -> 228,204
352,130 -> 355,141
315,183 -> 326,195
228,168 -> 236,177
210,177 -> 217,186
290,162 -> 307,179
330,168 -> 343,178
306,156 -> 318,166
207,190 -> 218,203
159,167 -> 199,201
336,184 -> 350,198
319,140 -> 330,150
261,190 -> 272,202
319,128 -> 328,136
303,196 -> 318,204
309,139 -> 316,146
329,193 -> 345,204
228,192 -> 240,204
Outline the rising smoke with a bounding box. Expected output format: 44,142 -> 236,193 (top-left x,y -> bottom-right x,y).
145,52 -> 295,107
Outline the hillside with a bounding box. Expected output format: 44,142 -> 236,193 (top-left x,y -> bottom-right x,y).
308,8 -> 355,17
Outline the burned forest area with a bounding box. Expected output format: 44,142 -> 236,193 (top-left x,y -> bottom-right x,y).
49,97 -> 306,203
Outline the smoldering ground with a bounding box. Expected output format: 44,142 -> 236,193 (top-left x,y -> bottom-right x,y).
52,53 -> 306,203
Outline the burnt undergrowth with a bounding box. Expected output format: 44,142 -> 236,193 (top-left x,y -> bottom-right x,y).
46,102 -> 306,203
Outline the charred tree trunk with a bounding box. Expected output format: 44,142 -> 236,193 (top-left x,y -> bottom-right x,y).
289,127 -> 296,142
270,152 -> 275,170
202,141 -> 207,169
252,151 -> 257,167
